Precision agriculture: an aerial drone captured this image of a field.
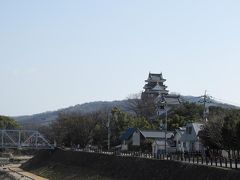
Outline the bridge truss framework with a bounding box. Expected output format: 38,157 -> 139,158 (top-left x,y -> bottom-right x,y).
0,130 -> 54,149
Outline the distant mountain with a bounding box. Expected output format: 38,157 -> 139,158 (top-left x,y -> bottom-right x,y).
13,100 -> 129,127
182,95 -> 240,109
13,95 -> 239,127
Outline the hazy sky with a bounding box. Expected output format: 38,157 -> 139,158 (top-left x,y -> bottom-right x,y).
1,0 -> 240,116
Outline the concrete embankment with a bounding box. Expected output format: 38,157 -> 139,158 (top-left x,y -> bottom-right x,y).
22,149 -> 240,180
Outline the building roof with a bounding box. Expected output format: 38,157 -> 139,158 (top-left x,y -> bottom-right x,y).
144,82 -> 166,89
149,73 -> 165,79
146,73 -> 166,82
175,127 -> 186,135
120,128 -> 136,141
152,82 -> 165,91
152,140 -> 171,146
192,123 -> 203,134
164,95 -> 181,105
120,128 -> 174,141
155,94 -> 181,105
139,130 -> 174,139
180,123 -> 203,142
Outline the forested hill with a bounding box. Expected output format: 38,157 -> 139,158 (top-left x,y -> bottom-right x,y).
13,95 -> 239,126
14,100 -> 129,126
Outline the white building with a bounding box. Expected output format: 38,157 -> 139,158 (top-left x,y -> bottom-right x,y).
152,139 -> 176,155
120,128 -> 174,151
180,123 -> 204,152
174,127 -> 186,152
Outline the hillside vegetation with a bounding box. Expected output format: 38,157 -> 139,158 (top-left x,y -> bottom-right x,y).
0,115 -> 19,129
14,95 -> 239,127
33,101 -> 240,155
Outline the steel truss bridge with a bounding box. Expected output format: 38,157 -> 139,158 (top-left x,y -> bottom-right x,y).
0,130 -> 54,149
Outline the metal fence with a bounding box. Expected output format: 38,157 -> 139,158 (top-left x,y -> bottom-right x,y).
76,149 -> 240,170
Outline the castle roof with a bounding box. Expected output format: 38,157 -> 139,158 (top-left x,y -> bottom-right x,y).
146,73 -> 166,83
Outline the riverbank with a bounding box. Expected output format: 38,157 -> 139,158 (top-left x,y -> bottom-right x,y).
0,152 -> 46,180
0,164 -> 48,180
0,171 -> 15,180
21,148 -> 240,180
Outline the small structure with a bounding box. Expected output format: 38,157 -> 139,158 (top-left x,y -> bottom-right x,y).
152,137 -> 176,155
120,128 -> 137,151
120,128 -> 174,151
174,127 -> 186,152
180,123 -> 204,153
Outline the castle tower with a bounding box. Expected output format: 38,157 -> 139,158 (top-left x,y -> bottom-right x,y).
142,73 -> 169,99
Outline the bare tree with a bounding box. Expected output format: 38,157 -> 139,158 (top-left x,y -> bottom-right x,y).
125,93 -> 156,119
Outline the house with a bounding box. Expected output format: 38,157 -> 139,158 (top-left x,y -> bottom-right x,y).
120,128 -> 174,151
152,138 -> 177,155
152,127 -> 189,155
120,128 -> 137,150
180,123 -> 204,153
174,127 -> 186,152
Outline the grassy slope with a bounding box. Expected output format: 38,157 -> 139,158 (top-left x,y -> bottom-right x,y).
29,163 -> 111,180
22,149 -> 240,180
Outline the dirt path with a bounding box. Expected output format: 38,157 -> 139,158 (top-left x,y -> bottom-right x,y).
0,164 -> 48,180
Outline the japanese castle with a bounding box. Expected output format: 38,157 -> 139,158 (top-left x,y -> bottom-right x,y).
142,73 -> 169,98
142,72 -> 181,106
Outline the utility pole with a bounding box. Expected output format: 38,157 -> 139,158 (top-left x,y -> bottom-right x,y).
155,94 -> 181,155
156,95 -> 168,155
107,114 -> 111,151
164,104 -> 168,155
107,107 -> 118,151
202,90 -> 210,122
203,90 -> 207,121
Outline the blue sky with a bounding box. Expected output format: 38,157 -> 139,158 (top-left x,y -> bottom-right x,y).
1,0 -> 240,116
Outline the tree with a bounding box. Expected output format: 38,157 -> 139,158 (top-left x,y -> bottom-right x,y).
199,108 -> 240,157
109,108 -> 154,146
236,121 -> 240,151
91,108 -> 111,148
128,116 -> 153,129
126,93 -> 156,119
166,102 -> 203,130
199,120 -> 223,150
51,113 -> 97,148
38,125 -> 54,143
222,115 -> 237,152
0,116 -> 19,129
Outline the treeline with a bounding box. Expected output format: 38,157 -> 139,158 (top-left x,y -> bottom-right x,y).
199,107 -> 240,156
36,98 -> 240,153
3,100 -> 240,154
37,101 -> 206,149
0,115 -> 19,129
39,108 -> 154,149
